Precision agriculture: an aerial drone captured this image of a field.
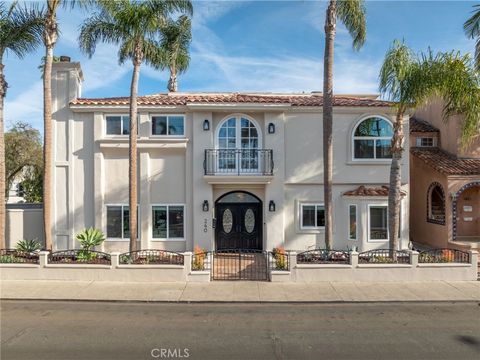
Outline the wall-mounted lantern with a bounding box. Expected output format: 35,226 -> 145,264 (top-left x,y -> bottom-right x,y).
269,200 -> 276,212
203,119 -> 210,131
268,123 -> 275,134
202,200 -> 209,212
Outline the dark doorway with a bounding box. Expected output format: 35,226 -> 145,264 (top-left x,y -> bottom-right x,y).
215,191 -> 263,250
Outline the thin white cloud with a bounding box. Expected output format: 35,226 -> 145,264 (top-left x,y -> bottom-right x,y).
4,81 -> 43,130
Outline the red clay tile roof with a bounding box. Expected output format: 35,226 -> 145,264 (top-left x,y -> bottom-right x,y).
343,185 -> 406,197
70,93 -> 393,107
411,147 -> 480,176
410,117 -> 439,133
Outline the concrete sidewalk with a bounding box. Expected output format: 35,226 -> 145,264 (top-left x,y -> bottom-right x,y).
1,280 -> 480,303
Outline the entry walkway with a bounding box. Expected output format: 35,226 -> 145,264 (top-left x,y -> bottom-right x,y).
1,280 -> 479,302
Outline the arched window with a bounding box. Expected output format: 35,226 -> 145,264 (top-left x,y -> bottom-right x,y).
353,116 -> 393,159
427,182 -> 446,225
216,115 -> 261,172
217,116 -> 259,150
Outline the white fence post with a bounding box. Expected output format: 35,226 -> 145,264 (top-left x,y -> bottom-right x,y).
111,252 -> 120,268
469,250 -> 478,280
184,252 -> 192,274
350,251 -> 358,267
288,251 -> 297,270
39,251 -> 49,267
410,250 -> 419,267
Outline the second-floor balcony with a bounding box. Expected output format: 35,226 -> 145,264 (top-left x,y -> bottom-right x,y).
204,149 -> 274,176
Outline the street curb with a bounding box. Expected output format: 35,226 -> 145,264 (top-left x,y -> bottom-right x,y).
2,298 -> 479,304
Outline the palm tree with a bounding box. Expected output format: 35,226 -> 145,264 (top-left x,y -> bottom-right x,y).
42,0 -> 92,250
464,4 -> 480,70
79,0 -> 193,252
323,0 -> 366,250
379,40 -> 480,253
0,1 -> 44,248
161,15 -> 191,92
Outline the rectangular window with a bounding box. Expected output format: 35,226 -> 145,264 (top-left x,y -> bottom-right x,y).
106,205 -> 138,239
152,115 -> 185,136
349,205 -> 357,240
106,115 -> 130,135
416,137 -> 435,147
152,205 -> 185,239
369,205 -> 388,241
300,204 -> 325,229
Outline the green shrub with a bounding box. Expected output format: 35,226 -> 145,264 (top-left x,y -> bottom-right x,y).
76,250 -> 98,262
76,228 -> 105,251
16,239 -> 42,252
0,254 -> 21,263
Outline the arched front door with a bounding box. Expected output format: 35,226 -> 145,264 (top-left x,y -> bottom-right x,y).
215,191 -> 263,250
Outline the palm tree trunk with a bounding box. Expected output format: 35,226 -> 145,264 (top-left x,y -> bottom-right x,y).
388,111 -> 405,257
168,65 -> 177,92
43,42 -> 55,251
129,59 -> 141,252
323,0 -> 336,251
0,62 -> 6,248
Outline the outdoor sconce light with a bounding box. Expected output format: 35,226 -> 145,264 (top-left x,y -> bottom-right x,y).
203,119 -> 210,131
202,200 -> 209,212
268,123 -> 275,134
269,200 -> 276,212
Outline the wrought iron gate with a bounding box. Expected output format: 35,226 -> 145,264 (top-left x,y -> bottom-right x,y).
212,249 -> 268,281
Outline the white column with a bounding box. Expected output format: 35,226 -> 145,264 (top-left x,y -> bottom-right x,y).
264,112 -> 285,250
192,112 -> 214,251
140,151 -> 150,249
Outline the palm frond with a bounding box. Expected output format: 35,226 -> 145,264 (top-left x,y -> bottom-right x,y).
337,0 -> 366,50
0,2 -> 45,59
78,13 -> 123,57
159,14 -> 192,73
464,4 -> 480,38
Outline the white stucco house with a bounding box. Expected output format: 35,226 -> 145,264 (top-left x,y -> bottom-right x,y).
48,58 -> 410,253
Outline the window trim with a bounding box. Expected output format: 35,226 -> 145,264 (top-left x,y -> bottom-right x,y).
416,137 -> 436,147
367,203 -> 389,242
427,182 -> 446,225
105,204 -> 138,241
351,115 -> 394,162
348,204 -> 357,241
104,114 -> 129,137
300,203 -> 325,230
151,204 -> 186,241
150,114 -> 185,138
214,113 -> 263,150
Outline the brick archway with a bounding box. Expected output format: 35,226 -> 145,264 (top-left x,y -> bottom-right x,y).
452,181 -> 480,240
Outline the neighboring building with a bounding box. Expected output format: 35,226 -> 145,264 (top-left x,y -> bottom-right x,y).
46,59 -> 410,252
7,176 -> 26,204
410,98 -> 480,250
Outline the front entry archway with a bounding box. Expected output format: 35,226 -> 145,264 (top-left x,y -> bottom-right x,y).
215,191 -> 263,250
453,182 -> 480,241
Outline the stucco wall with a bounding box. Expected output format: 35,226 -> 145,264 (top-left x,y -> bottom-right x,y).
409,157 -> 450,247
5,206 -> 44,248
52,62 -> 410,254
415,98 -> 480,158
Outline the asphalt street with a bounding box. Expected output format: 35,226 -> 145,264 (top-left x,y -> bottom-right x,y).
1,300 -> 479,360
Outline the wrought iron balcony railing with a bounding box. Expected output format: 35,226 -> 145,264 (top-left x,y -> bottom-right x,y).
204,149 -> 274,175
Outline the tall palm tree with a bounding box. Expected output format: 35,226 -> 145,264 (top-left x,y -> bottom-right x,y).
42,0 -> 91,250
323,0 -> 366,250
0,1 -> 44,248
379,40 -> 480,253
161,15 -> 191,92
79,0 -> 193,252
464,4 -> 480,70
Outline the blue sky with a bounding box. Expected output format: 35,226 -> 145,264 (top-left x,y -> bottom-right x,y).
3,0 -> 477,131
